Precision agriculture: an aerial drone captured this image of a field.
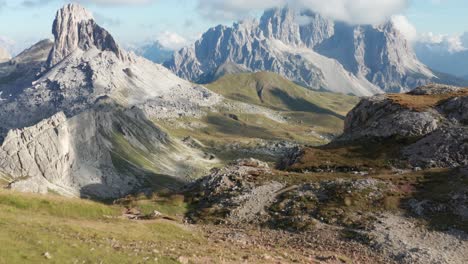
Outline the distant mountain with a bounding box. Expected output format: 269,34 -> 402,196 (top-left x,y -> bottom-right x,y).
132,41 -> 174,64
415,33 -> 468,78
165,7 -> 444,96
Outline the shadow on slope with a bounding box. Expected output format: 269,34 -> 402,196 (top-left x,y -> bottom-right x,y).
271,88 -> 344,120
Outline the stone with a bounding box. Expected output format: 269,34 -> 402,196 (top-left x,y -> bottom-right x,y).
47,3 -> 127,67
166,7 -> 438,95
43,252 -> 52,259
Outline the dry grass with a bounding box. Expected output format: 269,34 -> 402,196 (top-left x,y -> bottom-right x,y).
285,138 -> 415,172
387,88 -> 468,112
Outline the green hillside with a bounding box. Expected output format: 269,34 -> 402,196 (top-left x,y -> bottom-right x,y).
206,71 -> 359,116
157,72 -> 359,164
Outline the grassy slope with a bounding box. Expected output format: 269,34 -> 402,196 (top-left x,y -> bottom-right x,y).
160,72 -> 359,163
206,72 -> 358,116
0,189 -> 309,264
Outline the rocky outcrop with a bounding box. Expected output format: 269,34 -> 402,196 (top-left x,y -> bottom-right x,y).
342,95 -> 440,140
47,3 -> 127,67
0,107 -> 216,198
165,6 -> 443,95
341,84 -> 468,168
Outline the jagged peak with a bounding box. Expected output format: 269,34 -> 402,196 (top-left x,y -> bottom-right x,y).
56,3 -> 93,23
47,3 -> 127,68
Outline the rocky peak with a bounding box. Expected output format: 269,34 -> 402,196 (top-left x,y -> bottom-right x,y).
259,7 -> 301,45
47,3 -> 126,67
298,10 -> 335,48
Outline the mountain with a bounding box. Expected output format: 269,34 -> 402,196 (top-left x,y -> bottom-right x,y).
0,4 -> 221,198
165,7 -> 441,96
0,4 -> 359,199
132,41 -> 174,64
415,36 -> 468,78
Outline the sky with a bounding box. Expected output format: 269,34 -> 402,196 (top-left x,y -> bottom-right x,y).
0,0 -> 467,54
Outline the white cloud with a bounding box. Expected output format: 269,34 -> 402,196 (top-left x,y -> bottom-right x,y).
419,32 -> 466,53
391,15 -> 417,43
197,0 -> 409,25
461,32 -> 468,47
156,31 -> 188,50
77,0 -> 155,5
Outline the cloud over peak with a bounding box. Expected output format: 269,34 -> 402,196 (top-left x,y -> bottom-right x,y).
197,0 -> 409,25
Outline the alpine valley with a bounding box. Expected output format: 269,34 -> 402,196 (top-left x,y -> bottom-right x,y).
0,3 -> 466,264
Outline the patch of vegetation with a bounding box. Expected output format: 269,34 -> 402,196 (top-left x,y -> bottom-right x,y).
0,191 -> 118,220
206,72 -> 358,116
267,180 -> 400,230
0,189 -> 291,263
284,137 -> 419,172
114,192 -> 188,221
387,88 -> 468,112
405,168 -> 468,232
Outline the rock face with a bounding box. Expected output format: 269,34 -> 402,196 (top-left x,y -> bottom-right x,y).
342,95 -> 440,139
1,107 -> 215,198
47,3 -> 127,67
341,84 -> 468,168
0,4 -> 221,198
165,7 -> 442,95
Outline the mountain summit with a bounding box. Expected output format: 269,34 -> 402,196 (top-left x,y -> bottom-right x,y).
0,4 -> 220,198
47,3 -> 127,67
165,7 -> 454,95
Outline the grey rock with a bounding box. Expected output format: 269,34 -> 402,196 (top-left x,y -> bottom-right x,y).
409,83 -> 462,95
47,3 -> 128,67
403,127 -> 468,168
166,7 -> 438,95
342,95 -> 439,140
0,4 -> 221,198
342,84 -> 468,168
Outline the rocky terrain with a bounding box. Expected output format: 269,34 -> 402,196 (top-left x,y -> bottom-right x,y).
341,83 -> 468,168
0,4 -> 358,200
164,7 -> 461,95
175,84 -> 468,263
0,4 -> 222,198
0,3 -> 467,264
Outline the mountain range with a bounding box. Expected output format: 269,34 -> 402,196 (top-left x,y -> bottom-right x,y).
0,4 -> 356,198
0,4 -> 467,263
163,7 -> 464,96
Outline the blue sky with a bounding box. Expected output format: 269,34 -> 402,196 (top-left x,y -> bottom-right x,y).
0,0 -> 466,53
